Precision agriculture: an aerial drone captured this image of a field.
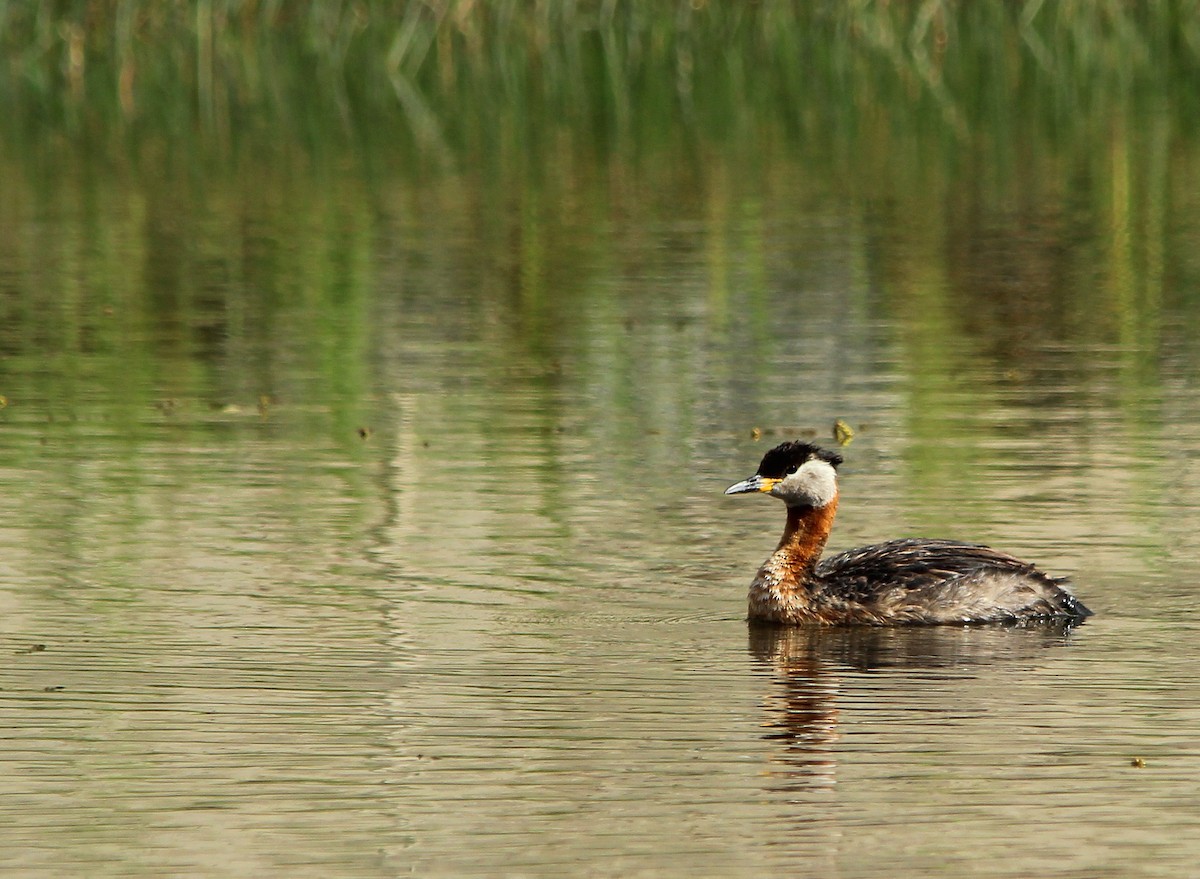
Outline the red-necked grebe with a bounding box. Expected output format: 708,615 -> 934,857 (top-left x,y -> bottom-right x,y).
726,441 -> 1091,625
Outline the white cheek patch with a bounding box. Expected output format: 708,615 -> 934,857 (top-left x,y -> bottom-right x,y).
774,459 -> 838,507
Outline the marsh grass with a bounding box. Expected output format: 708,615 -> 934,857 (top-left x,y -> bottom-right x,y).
2,1 -> 1197,168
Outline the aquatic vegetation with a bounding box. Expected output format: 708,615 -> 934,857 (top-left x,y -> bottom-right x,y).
0,1 -> 1196,166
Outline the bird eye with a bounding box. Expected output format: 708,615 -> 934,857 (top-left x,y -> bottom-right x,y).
785,463 -> 800,476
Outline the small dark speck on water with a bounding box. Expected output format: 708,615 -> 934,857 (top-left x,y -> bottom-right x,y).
15,643 -> 46,654
42,686 -> 64,692
357,426 -> 372,439
1131,757 -> 1146,768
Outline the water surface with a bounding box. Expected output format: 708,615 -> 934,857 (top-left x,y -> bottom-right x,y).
4,16 -> 1200,874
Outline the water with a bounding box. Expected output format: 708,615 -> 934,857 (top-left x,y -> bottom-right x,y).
5,89 -> 1200,879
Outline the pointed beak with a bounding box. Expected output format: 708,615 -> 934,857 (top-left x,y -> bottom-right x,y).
725,474 -> 779,495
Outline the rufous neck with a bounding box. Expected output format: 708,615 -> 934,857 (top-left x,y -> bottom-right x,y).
776,495 -> 839,573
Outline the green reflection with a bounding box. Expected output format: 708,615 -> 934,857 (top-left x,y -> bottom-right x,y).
0,1 -> 1196,578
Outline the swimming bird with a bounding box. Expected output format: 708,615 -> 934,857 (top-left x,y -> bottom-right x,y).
725,441 -> 1091,625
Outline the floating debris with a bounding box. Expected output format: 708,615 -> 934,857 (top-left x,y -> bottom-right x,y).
833,419 -> 855,446
1130,757 -> 1146,768
751,427 -> 762,441
15,643 -> 46,654
357,426 -> 373,440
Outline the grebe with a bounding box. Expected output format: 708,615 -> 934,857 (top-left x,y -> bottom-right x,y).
725,441 -> 1091,626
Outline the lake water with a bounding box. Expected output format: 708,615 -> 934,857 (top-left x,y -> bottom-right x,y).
4,28 -> 1200,876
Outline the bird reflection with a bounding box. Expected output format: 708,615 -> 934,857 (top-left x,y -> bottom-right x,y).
748,620 -> 1082,792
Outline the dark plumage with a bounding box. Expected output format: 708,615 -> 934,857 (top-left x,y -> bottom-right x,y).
814,538 -> 1091,624
727,441 -> 1091,626
755,441 -> 843,479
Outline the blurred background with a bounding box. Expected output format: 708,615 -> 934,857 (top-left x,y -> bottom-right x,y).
3,3 -> 1200,877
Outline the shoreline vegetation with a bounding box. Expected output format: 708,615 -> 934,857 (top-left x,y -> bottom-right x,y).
1,1 -> 1197,169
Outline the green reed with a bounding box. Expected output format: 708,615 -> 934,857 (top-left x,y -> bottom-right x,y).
1,1 -> 1197,166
